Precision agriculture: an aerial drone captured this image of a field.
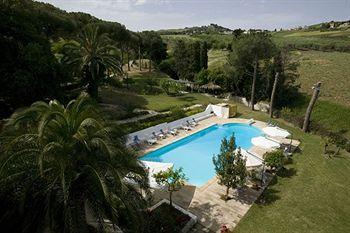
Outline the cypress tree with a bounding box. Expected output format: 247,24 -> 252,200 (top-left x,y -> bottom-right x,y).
200,41 -> 208,69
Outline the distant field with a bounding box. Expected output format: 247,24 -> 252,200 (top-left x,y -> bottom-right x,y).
272,29 -> 350,51
161,33 -> 233,50
141,93 -> 222,112
207,49 -> 228,70
293,50 -> 350,106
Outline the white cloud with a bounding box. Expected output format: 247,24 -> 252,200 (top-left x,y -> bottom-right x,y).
134,0 -> 147,6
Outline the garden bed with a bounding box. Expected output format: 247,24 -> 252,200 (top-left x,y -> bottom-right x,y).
147,199 -> 197,233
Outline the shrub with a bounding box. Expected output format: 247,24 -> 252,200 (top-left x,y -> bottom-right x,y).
264,150 -> 285,171
194,69 -> 210,85
171,106 -> 186,119
159,79 -> 183,96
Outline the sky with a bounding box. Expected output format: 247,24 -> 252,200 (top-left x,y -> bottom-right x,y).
38,0 -> 350,31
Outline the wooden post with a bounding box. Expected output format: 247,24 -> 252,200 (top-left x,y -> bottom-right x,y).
250,56 -> 258,110
269,72 -> 279,118
302,82 -> 322,132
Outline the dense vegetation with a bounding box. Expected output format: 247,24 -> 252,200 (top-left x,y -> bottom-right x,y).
0,94 -> 149,232
0,0 -> 167,118
1,0 -> 350,231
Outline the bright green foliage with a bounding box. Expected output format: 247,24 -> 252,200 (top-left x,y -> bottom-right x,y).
264,150 -> 285,171
0,93 -> 148,232
62,25 -> 122,99
153,167 -> 187,207
195,69 -> 210,85
212,134 -> 247,199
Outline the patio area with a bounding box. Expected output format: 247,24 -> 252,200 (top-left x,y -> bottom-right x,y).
136,116 -> 296,232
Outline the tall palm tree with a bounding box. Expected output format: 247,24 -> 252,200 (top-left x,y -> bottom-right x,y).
64,25 -> 122,99
0,93 -> 149,232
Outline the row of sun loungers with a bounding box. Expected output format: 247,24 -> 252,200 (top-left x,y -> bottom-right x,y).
128,117 -> 201,147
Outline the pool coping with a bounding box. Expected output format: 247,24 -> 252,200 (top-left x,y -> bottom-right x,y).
140,121 -> 264,187
143,117 -> 293,231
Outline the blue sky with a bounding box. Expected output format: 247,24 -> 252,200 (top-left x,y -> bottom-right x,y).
39,0 -> 350,31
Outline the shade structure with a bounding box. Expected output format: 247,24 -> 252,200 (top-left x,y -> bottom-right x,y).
262,126 -> 291,138
200,82 -> 222,90
141,161 -> 173,189
251,136 -> 280,149
240,149 -> 263,167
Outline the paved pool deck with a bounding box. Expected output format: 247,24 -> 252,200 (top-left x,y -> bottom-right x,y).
137,117 -> 294,232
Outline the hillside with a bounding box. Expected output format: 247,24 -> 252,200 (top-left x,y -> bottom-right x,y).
272,29 -> 350,52
158,23 -> 233,35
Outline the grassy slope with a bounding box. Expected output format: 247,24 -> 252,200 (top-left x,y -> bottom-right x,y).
292,50 -> 350,106
141,93 -> 222,112
272,29 -> 350,50
208,49 -> 229,70
234,104 -> 350,233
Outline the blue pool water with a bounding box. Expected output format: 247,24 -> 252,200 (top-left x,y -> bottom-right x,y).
141,123 -> 263,186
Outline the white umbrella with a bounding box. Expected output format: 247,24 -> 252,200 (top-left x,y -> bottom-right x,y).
251,136 -> 280,149
262,126 -> 291,138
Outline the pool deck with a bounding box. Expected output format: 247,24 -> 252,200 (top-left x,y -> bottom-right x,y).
138,116 -> 297,232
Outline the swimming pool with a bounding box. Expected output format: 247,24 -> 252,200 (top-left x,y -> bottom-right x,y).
141,123 -> 263,186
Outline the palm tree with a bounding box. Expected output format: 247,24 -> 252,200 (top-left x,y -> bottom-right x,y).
0,93 -> 149,232
64,25 -> 122,99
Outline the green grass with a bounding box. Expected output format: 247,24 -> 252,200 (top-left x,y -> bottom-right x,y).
292,50 -> 350,107
272,29 -> 350,51
141,93 -> 222,112
231,103 -> 350,233
208,49 -> 229,70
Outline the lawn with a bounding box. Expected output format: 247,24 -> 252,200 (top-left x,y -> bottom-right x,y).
141,93 -> 222,112
292,50 -> 350,107
232,103 -> 350,233
208,49 -> 229,70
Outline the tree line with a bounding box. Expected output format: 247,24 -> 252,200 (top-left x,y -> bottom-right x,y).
0,0 -> 167,118
160,40 -> 208,81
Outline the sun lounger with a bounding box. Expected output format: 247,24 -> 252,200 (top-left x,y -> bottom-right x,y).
159,129 -> 168,138
152,131 -> 165,140
248,118 -> 255,125
187,120 -> 197,127
169,128 -> 178,136
147,138 -> 157,145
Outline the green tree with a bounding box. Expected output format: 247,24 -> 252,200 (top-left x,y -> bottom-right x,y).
0,93 -> 149,232
229,33 -> 276,110
153,167 -> 187,207
190,41 -> 201,73
63,24 -> 122,99
195,69 -> 210,85
200,41 -> 208,69
264,150 -> 285,171
141,31 -> 167,72
0,3 -> 66,118
173,40 -> 190,80
212,134 -> 247,200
